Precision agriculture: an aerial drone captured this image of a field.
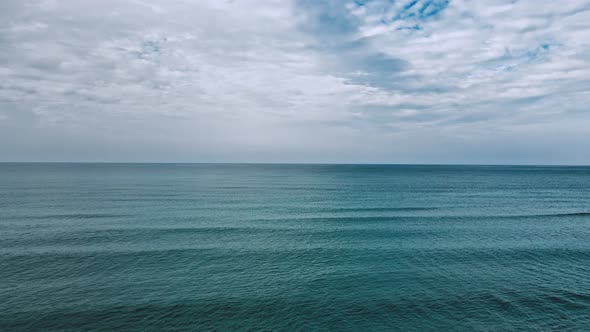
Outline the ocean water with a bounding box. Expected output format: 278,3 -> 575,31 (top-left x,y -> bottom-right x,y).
1,163 -> 590,331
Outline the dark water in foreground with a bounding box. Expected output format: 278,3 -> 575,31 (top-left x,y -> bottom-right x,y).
1,163 -> 590,331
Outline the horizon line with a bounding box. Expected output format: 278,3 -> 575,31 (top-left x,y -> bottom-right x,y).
1,161 -> 589,167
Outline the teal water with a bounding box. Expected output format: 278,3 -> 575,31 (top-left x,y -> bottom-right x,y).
1,163 -> 590,331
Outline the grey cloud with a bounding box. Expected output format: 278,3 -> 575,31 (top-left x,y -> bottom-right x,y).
0,0 -> 589,164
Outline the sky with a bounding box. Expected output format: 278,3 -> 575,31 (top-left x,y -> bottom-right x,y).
1,0 -> 590,164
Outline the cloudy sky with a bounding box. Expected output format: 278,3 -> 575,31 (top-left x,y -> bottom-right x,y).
1,0 -> 589,164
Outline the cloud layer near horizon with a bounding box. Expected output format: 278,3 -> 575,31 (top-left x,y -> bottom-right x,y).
1,0 -> 590,164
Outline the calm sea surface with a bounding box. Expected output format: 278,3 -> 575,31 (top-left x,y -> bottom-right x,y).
1,163 -> 590,331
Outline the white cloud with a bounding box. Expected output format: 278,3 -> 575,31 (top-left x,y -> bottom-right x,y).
0,0 -> 589,163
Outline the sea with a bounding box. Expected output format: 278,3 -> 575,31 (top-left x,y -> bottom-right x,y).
1,163 -> 590,331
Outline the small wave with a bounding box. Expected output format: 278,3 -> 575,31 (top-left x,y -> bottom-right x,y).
493,212 -> 590,219
538,212 -> 590,217
322,207 -> 438,213
9,213 -> 130,220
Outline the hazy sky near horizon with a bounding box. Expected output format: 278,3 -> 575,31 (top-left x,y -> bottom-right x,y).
1,0 -> 590,164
